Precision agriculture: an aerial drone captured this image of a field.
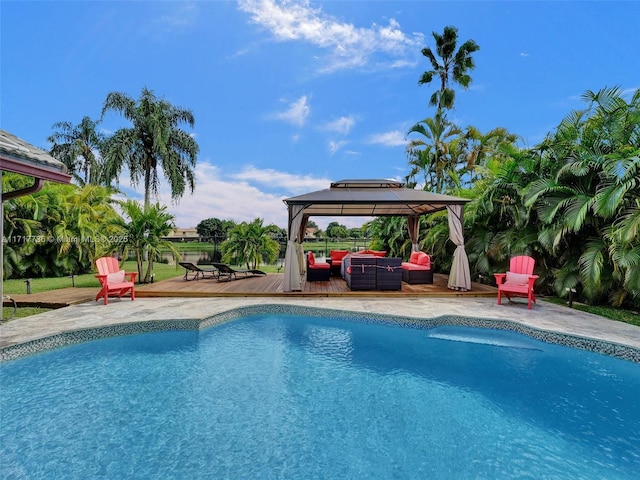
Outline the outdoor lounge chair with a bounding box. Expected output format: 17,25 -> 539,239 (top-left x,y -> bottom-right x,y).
210,262 -> 267,282
494,255 -> 539,309
178,262 -> 218,281
95,257 -> 136,305
306,251 -> 330,282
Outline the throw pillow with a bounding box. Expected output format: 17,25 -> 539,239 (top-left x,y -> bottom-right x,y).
107,270 -> 126,284
417,252 -> 431,268
409,251 -> 421,264
504,271 -> 530,285
308,252 -> 315,265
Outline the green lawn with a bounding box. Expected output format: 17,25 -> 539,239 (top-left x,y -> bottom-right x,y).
544,297 -> 640,327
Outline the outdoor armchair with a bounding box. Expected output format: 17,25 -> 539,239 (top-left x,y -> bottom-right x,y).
494,255 -> 539,309
95,257 -> 136,305
306,252 -> 331,282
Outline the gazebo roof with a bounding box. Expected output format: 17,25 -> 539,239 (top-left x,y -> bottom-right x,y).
283,179 -> 469,217
0,129 -> 71,200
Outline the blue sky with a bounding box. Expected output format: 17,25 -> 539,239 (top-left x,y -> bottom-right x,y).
2,1 -> 638,230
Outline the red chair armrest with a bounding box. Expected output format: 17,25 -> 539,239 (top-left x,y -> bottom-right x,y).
494,273 -> 506,285
125,272 -> 138,282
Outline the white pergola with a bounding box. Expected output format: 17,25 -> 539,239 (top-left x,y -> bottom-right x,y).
282,179 -> 471,292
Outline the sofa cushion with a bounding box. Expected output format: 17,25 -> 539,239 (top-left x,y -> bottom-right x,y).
409,251 -> 421,264
372,250 -> 387,257
417,252 -> 431,268
307,251 -> 315,265
330,250 -> 349,262
402,262 -> 430,271
310,262 -> 330,270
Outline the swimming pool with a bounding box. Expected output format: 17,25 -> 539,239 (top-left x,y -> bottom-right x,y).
1,312 -> 639,479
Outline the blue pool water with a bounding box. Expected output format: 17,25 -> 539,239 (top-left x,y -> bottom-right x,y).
1,314 -> 639,479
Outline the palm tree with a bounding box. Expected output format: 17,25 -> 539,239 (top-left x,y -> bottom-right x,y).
48,116 -> 106,185
117,201 -> 181,283
418,25 -> 479,113
101,87 -> 199,206
524,87 -> 640,306
221,218 -> 280,270
3,180 -> 122,277
406,112 -> 462,193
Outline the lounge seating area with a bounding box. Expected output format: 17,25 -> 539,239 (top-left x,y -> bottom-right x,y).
303,250 -> 436,291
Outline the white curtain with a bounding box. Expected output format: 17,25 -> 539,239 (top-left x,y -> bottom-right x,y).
283,205 -> 306,291
447,205 -> 471,291
407,215 -> 420,252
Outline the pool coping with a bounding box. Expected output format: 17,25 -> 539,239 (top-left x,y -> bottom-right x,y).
2,302 -> 639,363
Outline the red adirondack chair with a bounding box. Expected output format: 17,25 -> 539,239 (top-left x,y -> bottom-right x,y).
494,255 -> 539,309
95,257 -> 137,305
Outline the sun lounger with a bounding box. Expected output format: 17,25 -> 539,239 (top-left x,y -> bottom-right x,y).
210,262 -> 267,281
178,262 -> 218,281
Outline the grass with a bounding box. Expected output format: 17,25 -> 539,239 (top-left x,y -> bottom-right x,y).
2,306 -> 51,320
544,297 -> 640,327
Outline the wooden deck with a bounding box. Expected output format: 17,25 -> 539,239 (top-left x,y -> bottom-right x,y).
3,273 -> 496,309
135,272 -> 496,298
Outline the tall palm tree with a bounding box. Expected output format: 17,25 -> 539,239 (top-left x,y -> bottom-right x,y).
418,25 -> 479,113
48,116 -> 106,185
101,87 -> 199,206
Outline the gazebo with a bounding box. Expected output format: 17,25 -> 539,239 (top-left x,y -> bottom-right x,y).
282,179 -> 471,292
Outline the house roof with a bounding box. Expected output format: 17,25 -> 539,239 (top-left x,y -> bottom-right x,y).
283,179 -> 469,217
0,129 -> 72,200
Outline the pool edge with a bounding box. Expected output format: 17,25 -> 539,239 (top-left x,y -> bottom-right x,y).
2,303 -> 639,363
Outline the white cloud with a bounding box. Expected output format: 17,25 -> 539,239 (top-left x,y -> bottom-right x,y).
328,139 -> 348,154
238,0 -> 423,73
272,95 -> 311,126
117,161 -> 377,230
231,165 -> 329,193
323,115 -> 355,135
155,1 -> 199,29
367,130 -> 407,147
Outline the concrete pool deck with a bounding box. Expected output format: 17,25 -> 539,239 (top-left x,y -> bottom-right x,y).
2,296 -> 640,359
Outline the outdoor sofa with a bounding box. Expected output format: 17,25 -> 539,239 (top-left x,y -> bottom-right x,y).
342,254 -> 402,291
401,251 -> 433,284
327,250 -> 349,276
